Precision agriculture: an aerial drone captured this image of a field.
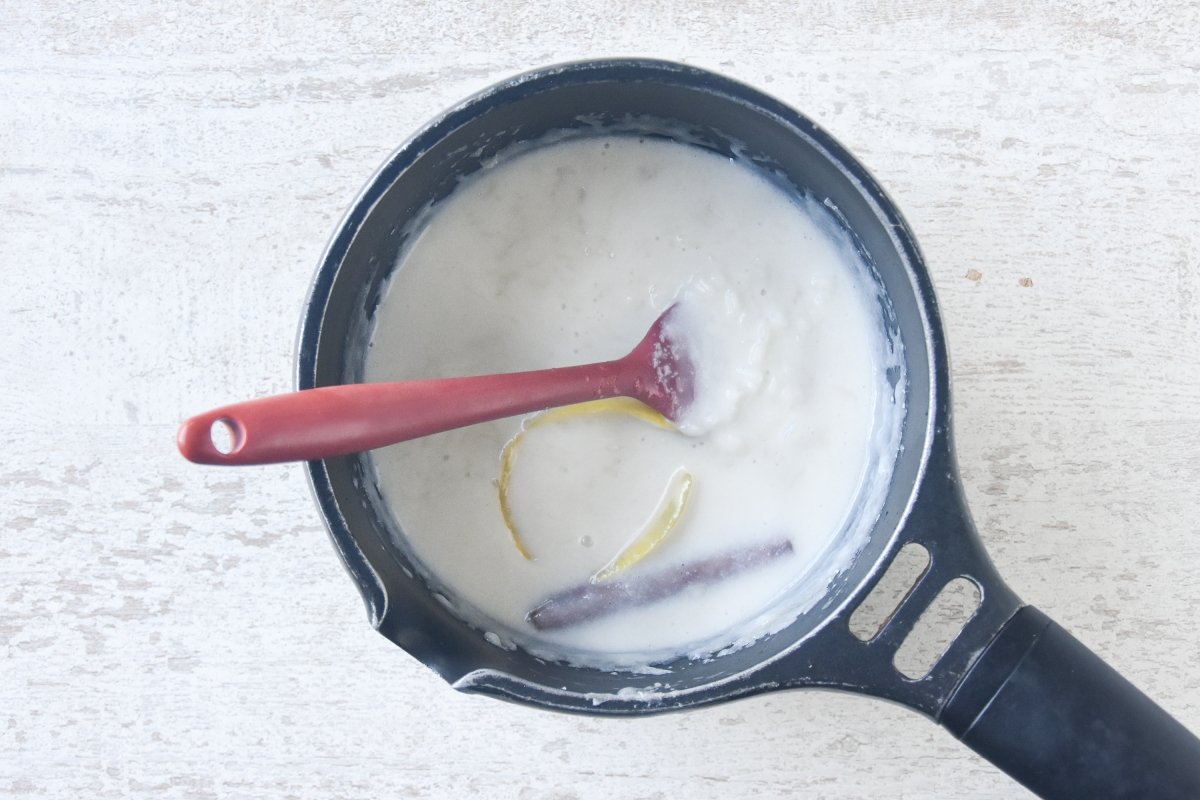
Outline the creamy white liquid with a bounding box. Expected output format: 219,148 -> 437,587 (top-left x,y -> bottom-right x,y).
366,136 -> 901,667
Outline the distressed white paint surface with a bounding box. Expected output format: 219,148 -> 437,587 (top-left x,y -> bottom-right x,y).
3,3 -> 1199,798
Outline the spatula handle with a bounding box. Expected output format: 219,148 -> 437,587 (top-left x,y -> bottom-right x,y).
177,362 -> 631,465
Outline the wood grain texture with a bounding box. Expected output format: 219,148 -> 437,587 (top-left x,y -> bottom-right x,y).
3,2 -> 1199,797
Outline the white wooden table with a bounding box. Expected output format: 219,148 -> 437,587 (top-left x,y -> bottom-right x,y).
4,3 -> 1199,797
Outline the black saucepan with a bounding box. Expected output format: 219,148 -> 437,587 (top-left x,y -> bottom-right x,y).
295,59 -> 1200,798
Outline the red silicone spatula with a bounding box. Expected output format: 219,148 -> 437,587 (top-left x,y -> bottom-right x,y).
177,305 -> 694,466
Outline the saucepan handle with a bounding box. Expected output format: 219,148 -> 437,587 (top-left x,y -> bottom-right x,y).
941,605 -> 1200,799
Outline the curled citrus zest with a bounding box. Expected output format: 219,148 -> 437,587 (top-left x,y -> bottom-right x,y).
591,467 -> 693,583
497,436 -> 533,560
530,396 -> 674,431
497,398 -> 678,561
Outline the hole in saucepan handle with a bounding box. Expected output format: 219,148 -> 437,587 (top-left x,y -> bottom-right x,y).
209,417 -> 243,456
848,542 -> 931,642
892,577 -> 982,680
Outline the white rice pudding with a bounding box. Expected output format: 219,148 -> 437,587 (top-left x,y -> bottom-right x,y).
366,135 -> 901,667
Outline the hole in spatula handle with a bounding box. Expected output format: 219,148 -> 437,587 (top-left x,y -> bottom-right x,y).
209,417 -> 243,456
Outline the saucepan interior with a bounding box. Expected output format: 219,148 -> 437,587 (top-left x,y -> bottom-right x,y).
300,60 -> 938,712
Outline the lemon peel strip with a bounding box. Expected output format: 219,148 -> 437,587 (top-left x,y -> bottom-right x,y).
591,467 -> 693,583
497,398 -> 679,561
497,436 -> 533,560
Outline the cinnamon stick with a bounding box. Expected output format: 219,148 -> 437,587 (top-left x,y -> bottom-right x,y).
526,537 -> 794,631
